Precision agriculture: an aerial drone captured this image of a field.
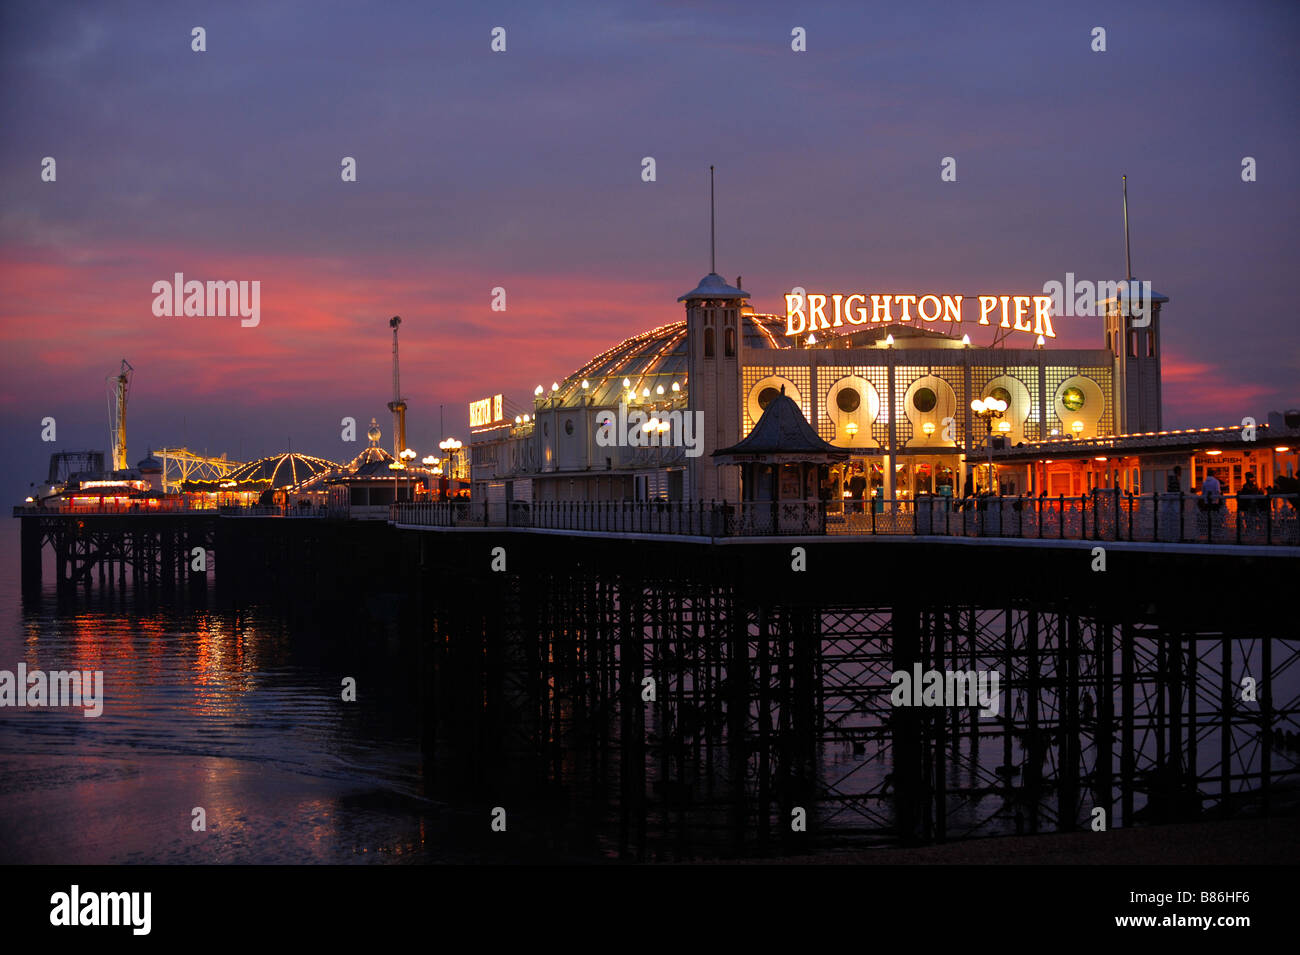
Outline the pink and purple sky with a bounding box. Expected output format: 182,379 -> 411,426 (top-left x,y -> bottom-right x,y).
2,0 -> 1297,499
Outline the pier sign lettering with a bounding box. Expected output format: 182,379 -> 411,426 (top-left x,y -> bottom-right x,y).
470,394 -> 504,427
785,292 -> 1055,341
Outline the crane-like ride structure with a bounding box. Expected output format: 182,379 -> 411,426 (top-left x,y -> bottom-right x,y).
386,316 -> 408,463
107,359 -> 134,473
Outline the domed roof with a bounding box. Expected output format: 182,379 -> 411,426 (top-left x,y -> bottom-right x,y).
136,449 -> 162,471
224,452 -> 339,489
678,272 -> 749,301
345,445 -> 400,478
542,313 -> 787,409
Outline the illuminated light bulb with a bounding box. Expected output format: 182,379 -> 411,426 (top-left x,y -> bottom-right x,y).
961,334 -> 971,346
581,380 -> 589,389
922,422 -> 936,435
671,382 -> 681,392
535,385 -> 544,396
642,387 -> 650,398
551,382 -> 559,391
656,385 -> 664,395
658,421 -> 670,432
1276,446 -> 1291,453
627,389 -> 637,401
1072,421 -> 1084,434
845,422 -> 859,436
643,418 -> 658,432
971,399 -> 985,413
1036,335 -> 1045,347
514,416 -> 522,425
622,378 -> 631,388
884,334 -> 894,347
523,414 -> 530,423
998,421 -> 1011,432
807,334 -> 817,345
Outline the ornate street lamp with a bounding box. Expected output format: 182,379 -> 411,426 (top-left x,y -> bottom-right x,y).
399,448 -> 417,500
971,396 -> 1008,493
439,437 -> 463,491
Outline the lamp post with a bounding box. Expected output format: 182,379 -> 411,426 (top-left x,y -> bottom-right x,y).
439,438 -> 463,497
971,396 -> 1008,493
422,454 -> 437,501
399,448 -> 417,500
388,460 -> 402,509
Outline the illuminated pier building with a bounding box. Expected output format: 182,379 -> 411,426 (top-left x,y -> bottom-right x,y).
463,265 -> 1299,509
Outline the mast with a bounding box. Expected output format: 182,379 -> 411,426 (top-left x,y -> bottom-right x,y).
1122,174 -> 1132,284
709,165 -> 716,274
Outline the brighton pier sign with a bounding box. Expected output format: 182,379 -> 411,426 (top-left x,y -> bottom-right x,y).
784,292 -> 1056,341
469,394 -> 504,428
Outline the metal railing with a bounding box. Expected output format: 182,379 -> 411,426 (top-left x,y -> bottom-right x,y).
218,504 -> 330,518
11,502 -> 329,518
392,492 -> 1300,545
12,502 -> 219,515
896,491 -> 1298,546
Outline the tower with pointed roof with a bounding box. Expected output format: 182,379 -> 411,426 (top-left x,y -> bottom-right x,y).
678,166 -> 747,501
680,272 -> 747,501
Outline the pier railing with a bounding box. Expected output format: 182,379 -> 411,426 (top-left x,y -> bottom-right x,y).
10,502 -> 329,518
12,502 -> 218,515
392,492 -> 1300,545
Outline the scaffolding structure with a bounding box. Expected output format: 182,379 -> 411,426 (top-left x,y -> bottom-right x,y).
154,448 -> 244,492
415,535 -> 1300,859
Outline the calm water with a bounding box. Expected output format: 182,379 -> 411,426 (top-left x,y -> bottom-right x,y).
0,522 -> 477,864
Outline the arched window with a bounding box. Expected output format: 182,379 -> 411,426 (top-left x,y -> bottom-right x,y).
724,326 -> 736,357
704,327 -> 715,358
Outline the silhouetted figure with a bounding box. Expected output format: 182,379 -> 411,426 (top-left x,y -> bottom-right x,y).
848,469 -> 867,513
1201,471 -> 1222,508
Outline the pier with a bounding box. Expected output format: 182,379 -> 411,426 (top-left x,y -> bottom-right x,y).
14,501 -> 1299,858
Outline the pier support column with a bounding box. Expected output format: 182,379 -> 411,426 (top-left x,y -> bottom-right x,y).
20,518 -> 42,594
891,600 -> 924,845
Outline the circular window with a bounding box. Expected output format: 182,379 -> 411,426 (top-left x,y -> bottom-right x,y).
836,388 -> 861,413
989,386 -> 1012,407
912,387 -> 937,413
564,419 -> 574,436
758,386 -> 780,410
1062,387 -> 1085,412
